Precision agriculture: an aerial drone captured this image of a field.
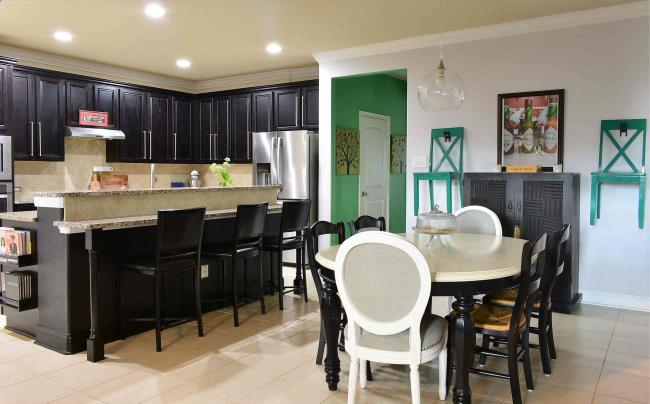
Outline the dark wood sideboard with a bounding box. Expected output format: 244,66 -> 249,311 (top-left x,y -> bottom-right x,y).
463,172 -> 581,313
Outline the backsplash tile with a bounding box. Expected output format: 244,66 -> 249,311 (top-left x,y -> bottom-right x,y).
14,138 -> 253,203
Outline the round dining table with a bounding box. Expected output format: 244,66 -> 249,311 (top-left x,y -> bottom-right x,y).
315,232 -> 527,404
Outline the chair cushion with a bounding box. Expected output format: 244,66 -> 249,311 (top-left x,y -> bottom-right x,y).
345,313 -> 447,353
483,287 -> 541,310
471,304 -> 526,332
262,235 -> 303,250
202,242 -> 260,259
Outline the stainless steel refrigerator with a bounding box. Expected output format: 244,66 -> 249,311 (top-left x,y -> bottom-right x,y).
252,130 -> 318,222
0,135 -> 13,212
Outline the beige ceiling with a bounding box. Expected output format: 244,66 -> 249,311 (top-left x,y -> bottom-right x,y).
0,0 -> 639,81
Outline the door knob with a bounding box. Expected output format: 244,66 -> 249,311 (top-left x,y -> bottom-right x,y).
361,191 -> 368,197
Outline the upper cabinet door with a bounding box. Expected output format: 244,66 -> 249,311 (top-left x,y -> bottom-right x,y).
119,89 -> 146,162
0,64 -> 10,132
196,98 -> 213,162
231,93 -> 251,163
172,98 -> 192,162
65,80 -> 93,126
274,88 -> 301,130
10,71 -> 35,160
301,85 -> 319,129
214,96 -> 230,161
148,93 -> 171,162
94,84 -> 119,129
251,91 -> 273,133
34,75 -> 65,160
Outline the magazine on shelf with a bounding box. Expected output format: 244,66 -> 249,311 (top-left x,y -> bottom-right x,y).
0,227 -> 32,257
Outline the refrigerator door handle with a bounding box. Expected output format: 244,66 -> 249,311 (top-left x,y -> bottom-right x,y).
277,137 -> 283,189
271,136 -> 277,185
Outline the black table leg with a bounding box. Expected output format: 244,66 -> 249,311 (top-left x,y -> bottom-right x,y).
452,294 -> 475,404
85,229 -> 104,362
320,273 -> 341,391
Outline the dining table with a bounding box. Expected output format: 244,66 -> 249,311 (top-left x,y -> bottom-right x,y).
315,231 -> 528,404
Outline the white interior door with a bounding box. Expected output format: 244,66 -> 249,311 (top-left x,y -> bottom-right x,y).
359,111 -> 390,225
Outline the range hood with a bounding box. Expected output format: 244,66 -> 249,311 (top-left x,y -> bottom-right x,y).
65,126 -> 125,140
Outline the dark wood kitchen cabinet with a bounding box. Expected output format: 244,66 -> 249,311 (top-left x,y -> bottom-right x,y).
65,80 -> 93,126
274,87 -> 301,130
114,88 -> 146,162
94,84 -> 119,129
10,70 -> 65,161
301,85 -> 319,128
171,97 -> 192,162
195,96 -> 232,163
231,93 -> 251,163
213,96 -> 231,161
463,172 -> 581,313
0,58 -> 15,132
196,97 -> 214,162
147,93 -> 171,162
251,91 -> 273,132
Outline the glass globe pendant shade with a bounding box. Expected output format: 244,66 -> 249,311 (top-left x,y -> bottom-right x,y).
418,59 -> 466,110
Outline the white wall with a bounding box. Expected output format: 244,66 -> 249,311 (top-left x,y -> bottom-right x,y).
318,15 -> 650,310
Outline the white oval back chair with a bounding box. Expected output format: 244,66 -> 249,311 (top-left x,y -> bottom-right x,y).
454,205 -> 502,236
335,231 -> 447,404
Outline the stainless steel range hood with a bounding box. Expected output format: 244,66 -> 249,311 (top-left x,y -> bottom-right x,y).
65,126 -> 125,140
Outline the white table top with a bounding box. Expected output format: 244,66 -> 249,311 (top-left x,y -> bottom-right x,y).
315,232 -> 527,282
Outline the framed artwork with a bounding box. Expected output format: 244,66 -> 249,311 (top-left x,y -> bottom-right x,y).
390,134 -> 406,174
497,89 -> 564,171
336,128 -> 360,175
79,110 -> 109,127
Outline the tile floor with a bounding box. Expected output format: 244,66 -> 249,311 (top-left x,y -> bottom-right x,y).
0,295 -> 647,403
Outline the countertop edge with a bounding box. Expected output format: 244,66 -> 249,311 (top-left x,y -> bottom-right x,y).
33,185 -> 280,198
0,211 -> 38,223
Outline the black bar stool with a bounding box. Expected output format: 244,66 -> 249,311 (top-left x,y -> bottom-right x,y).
118,207 -> 206,352
202,203 -> 268,327
263,200 -> 311,310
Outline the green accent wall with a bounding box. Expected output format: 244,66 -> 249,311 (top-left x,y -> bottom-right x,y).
331,72 -> 407,234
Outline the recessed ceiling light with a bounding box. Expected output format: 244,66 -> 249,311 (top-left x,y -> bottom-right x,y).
144,3 -> 166,18
53,31 -> 73,42
266,43 -> 282,54
176,59 -> 191,68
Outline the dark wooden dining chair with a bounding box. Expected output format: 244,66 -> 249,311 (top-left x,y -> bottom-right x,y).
482,224 -> 569,375
118,207 -> 206,352
447,233 -> 547,404
346,215 -> 386,236
263,200 -> 311,309
202,203 -> 268,327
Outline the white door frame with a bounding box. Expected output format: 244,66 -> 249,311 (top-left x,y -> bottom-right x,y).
358,110 -> 390,228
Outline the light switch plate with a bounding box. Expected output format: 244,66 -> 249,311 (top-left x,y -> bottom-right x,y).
412,156 -> 428,169
201,265 -> 209,279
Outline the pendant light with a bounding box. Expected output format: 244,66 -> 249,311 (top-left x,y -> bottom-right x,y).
417,0 -> 466,110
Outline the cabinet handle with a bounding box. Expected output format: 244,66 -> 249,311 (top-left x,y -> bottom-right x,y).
295,96 -> 299,126
38,122 -> 42,156
149,131 -> 152,160
29,122 -> 34,156
209,133 -> 213,160
142,130 -> 147,159
301,95 -> 305,126
173,133 -> 177,160
507,201 -> 513,209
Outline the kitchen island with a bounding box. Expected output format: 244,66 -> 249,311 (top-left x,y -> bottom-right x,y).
7,185 -> 283,359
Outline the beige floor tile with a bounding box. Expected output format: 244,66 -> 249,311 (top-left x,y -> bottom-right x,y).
609,336 -> 650,357
555,333 -> 613,351
238,342 -> 313,376
160,352 -> 232,383
604,351 -> 650,378
47,359 -> 134,390
613,321 -> 650,341
142,384 -> 235,403
284,361 -> 336,387
238,376 -> 335,404
15,349 -> 87,374
597,370 -> 650,403
83,370 -> 182,404
572,305 -> 620,320
593,394 -> 648,404
532,361 -> 601,391
529,345 -> 607,370
49,392 -> 105,404
0,375 -> 75,404
279,329 -> 321,355
0,361 -> 39,388
618,310 -> 650,327
0,339 -> 45,362
191,362 -> 275,400
519,381 -> 594,404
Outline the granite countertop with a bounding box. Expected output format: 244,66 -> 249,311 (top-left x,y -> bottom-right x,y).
33,185 -> 280,198
53,205 -> 282,231
0,211 -> 38,223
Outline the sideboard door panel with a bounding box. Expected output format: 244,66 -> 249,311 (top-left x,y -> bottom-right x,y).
466,175 -> 513,236
521,180 -> 564,241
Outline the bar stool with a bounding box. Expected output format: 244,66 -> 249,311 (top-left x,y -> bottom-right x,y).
263,200 -> 311,310
202,203 -> 268,327
118,207 -> 206,352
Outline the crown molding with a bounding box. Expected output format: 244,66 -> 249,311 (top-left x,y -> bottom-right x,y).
193,65 -> 318,93
314,1 -> 649,63
0,44 -> 318,94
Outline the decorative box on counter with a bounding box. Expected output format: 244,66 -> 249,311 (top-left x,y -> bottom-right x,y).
89,166 -> 128,191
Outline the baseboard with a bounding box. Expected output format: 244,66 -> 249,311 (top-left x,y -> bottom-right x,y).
580,289 -> 650,312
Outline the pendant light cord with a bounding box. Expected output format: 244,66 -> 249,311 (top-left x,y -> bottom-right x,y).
439,0 -> 444,62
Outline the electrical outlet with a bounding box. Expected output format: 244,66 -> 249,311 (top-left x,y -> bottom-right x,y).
412,156 -> 428,168
200,265 -> 209,279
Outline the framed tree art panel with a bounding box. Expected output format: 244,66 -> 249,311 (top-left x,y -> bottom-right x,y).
336,128 -> 360,175
497,89 -> 564,171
